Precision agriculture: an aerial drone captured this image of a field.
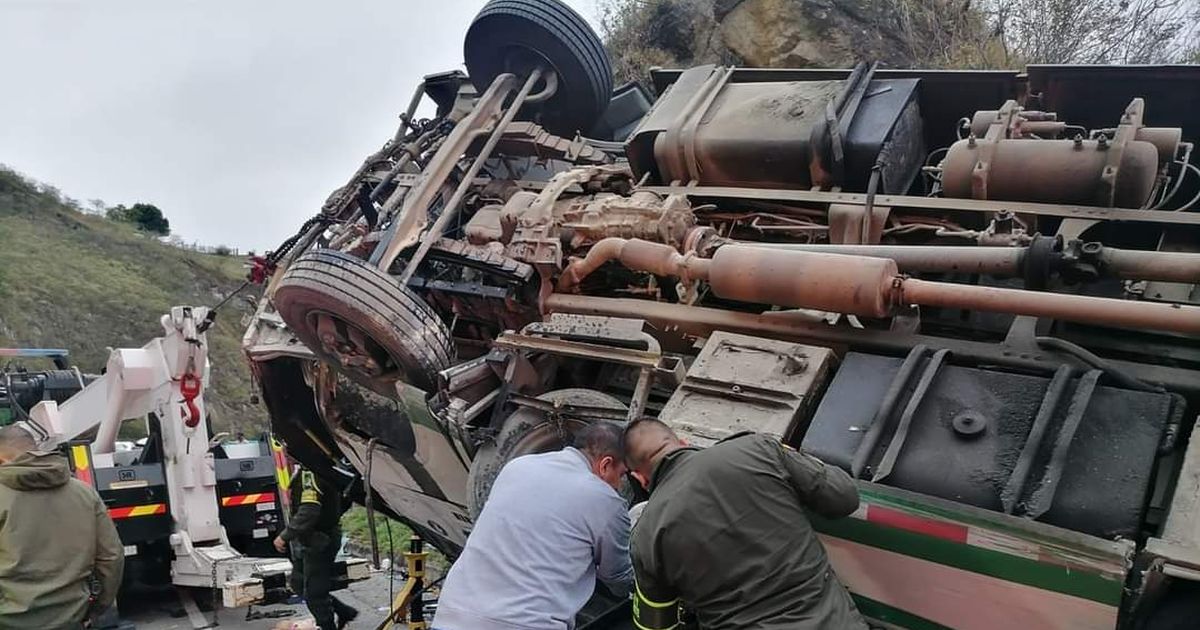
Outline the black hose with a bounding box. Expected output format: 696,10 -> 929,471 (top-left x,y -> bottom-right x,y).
357,182 -> 379,229
270,215 -> 334,265
1034,336 -> 1163,393
862,162 -> 883,244
365,437 -> 381,569
1175,163 -> 1200,211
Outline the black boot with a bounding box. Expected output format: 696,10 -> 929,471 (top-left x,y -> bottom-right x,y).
333,597 -> 359,630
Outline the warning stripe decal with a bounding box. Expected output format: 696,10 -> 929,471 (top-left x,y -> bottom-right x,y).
109,503 -> 167,519
220,493 -> 275,507
70,445 -> 93,486
858,503 -> 1040,557
865,504 -> 969,543
816,495 -> 1127,606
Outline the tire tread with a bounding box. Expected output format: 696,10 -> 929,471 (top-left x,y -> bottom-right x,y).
274,250 -> 454,392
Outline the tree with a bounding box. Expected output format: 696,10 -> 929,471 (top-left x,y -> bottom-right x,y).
106,203 -> 170,235
991,0 -> 1199,65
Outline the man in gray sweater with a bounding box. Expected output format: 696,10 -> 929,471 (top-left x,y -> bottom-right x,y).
433,422 -> 633,630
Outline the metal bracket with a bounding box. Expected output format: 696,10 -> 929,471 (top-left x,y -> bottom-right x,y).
489,315 -> 672,422
1095,99 -> 1145,207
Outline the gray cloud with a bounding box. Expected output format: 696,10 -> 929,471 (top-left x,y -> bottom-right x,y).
0,0 -> 602,251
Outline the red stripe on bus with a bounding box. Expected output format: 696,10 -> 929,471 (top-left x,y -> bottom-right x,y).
866,505 -> 969,543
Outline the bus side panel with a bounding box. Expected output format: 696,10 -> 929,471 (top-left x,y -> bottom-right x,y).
814,483 -> 1132,630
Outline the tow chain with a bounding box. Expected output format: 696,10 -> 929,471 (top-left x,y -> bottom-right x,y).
197,214 -> 335,335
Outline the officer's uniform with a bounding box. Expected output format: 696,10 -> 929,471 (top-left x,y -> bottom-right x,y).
630,432 -> 868,630
281,468 -> 356,630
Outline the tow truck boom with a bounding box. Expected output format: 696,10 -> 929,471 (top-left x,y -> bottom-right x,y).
19,306 -> 293,607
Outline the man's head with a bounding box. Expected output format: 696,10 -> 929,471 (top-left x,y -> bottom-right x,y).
621,418 -> 685,490
0,425 -> 37,465
573,421 -> 627,490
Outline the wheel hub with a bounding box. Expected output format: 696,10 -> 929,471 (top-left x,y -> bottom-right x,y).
315,313 -> 382,377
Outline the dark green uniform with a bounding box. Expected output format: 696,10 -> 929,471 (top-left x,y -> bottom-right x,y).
282,468 -> 354,630
630,433 -> 868,630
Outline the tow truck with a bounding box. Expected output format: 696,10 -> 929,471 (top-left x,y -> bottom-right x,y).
2,308 -> 368,615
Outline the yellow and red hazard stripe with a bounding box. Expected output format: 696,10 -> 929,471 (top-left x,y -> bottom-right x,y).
269,435 -> 292,516
220,492 -> 277,507
108,503 -> 167,519
70,444 -> 93,486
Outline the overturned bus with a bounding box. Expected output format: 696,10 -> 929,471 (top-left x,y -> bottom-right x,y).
243,0 -> 1200,627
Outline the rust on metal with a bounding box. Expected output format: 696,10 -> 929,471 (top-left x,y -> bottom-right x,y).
738,242 -> 1200,284
638,185 -> 1200,226
707,246 -> 897,318
898,279 -> 1200,335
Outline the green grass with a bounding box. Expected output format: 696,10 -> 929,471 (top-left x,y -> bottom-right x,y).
341,506 -> 448,576
0,166 -> 266,433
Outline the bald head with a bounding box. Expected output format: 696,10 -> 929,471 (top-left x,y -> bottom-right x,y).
0,425 -> 37,464
621,417 -> 684,488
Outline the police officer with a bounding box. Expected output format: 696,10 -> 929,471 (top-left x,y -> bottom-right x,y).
621,418 -> 868,630
274,463 -> 358,630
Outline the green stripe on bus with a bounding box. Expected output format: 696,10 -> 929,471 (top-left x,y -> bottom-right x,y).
813,515 -> 1124,606
852,594 -> 952,630
857,487 -> 1125,570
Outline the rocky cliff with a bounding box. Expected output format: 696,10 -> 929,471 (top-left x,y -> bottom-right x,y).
603,0 -> 992,85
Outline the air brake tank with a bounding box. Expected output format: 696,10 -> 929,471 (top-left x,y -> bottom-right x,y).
941,98 -> 1179,208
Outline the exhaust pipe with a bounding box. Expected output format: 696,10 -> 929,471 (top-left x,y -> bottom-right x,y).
739,242 -> 1200,284
557,239 -> 1200,334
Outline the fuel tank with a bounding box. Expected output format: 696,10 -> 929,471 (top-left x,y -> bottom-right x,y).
625,65 -> 925,194
801,351 -> 1175,539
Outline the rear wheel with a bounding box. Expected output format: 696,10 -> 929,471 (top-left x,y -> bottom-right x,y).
464,0 -> 613,137
272,250 -> 454,397
467,388 -> 626,519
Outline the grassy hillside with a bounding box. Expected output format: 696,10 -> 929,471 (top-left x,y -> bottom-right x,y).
341,506 -> 448,577
0,166 -> 266,433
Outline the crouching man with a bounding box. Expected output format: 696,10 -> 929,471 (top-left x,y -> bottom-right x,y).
622,419 -> 868,630
433,422 -> 633,630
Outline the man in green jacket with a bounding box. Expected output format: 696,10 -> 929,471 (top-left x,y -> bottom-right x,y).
0,425 -> 124,629
622,418 -> 868,630
274,463 -> 357,630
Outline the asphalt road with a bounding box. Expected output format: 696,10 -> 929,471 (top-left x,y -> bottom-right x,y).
117,566 -> 631,630
120,570 -> 418,630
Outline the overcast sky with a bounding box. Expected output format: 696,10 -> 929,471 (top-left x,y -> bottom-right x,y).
0,0 -> 602,251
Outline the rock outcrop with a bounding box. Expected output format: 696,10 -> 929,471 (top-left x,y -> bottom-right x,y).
718,0 -> 911,68
604,0 -> 990,85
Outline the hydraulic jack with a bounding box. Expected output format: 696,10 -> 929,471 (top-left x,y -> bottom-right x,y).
376,536 -> 430,630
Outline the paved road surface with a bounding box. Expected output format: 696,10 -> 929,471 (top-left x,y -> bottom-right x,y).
120,570 -> 631,630
122,571 -> 413,630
